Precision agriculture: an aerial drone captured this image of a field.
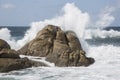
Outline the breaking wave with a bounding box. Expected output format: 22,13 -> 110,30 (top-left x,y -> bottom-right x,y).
0,3 -> 116,50
84,29 -> 120,39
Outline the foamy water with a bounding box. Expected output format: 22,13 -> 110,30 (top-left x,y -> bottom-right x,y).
0,47 -> 120,80
0,3 -> 120,80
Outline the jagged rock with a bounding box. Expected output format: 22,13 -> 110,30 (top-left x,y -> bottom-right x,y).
18,25 -> 94,67
0,39 -> 10,51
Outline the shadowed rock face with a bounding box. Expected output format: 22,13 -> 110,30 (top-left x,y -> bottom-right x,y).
0,39 -> 19,59
18,25 -> 95,67
0,58 -> 31,72
0,39 -> 47,73
0,57 -> 47,72
0,49 -> 20,59
0,39 -> 10,51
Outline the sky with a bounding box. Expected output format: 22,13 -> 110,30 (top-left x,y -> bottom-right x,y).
0,0 -> 119,26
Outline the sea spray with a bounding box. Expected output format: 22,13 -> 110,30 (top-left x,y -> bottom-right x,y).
0,3 -> 116,50
0,28 -> 20,49
0,28 -> 11,40
84,29 -> 120,39
17,3 -> 90,51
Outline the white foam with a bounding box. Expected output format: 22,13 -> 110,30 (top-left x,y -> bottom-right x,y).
17,3 -> 90,49
20,55 -> 55,67
0,28 -> 11,40
1,44 -> 119,80
0,28 -> 20,49
84,29 -> 120,39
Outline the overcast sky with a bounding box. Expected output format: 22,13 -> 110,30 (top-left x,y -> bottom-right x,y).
0,0 -> 119,26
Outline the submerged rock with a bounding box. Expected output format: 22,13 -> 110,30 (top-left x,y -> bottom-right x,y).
0,39 -> 47,73
18,25 -> 95,67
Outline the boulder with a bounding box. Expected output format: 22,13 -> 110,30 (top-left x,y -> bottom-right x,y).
0,39 -> 20,59
0,49 -> 20,59
0,57 -> 47,72
0,58 -> 31,72
18,25 -> 94,67
0,39 -> 10,51
0,39 -> 47,72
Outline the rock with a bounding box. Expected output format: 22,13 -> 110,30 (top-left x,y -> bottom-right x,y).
0,39 -> 47,72
18,25 -> 94,67
0,57 -> 47,72
18,25 -> 56,57
17,43 -> 29,55
46,28 -> 70,66
46,39 -> 70,66
0,39 -> 20,59
0,49 -> 20,59
0,58 -> 31,72
66,31 -> 82,50
0,39 -> 10,51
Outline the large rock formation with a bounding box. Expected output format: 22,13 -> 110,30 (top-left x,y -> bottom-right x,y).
18,25 -> 94,67
0,39 -> 47,72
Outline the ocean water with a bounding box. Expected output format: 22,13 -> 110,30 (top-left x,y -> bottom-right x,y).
0,27 -> 29,40
0,3 -> 120,80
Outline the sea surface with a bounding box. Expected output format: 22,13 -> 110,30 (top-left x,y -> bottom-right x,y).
0,26 -> 120,80
0,26 -> 29,40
